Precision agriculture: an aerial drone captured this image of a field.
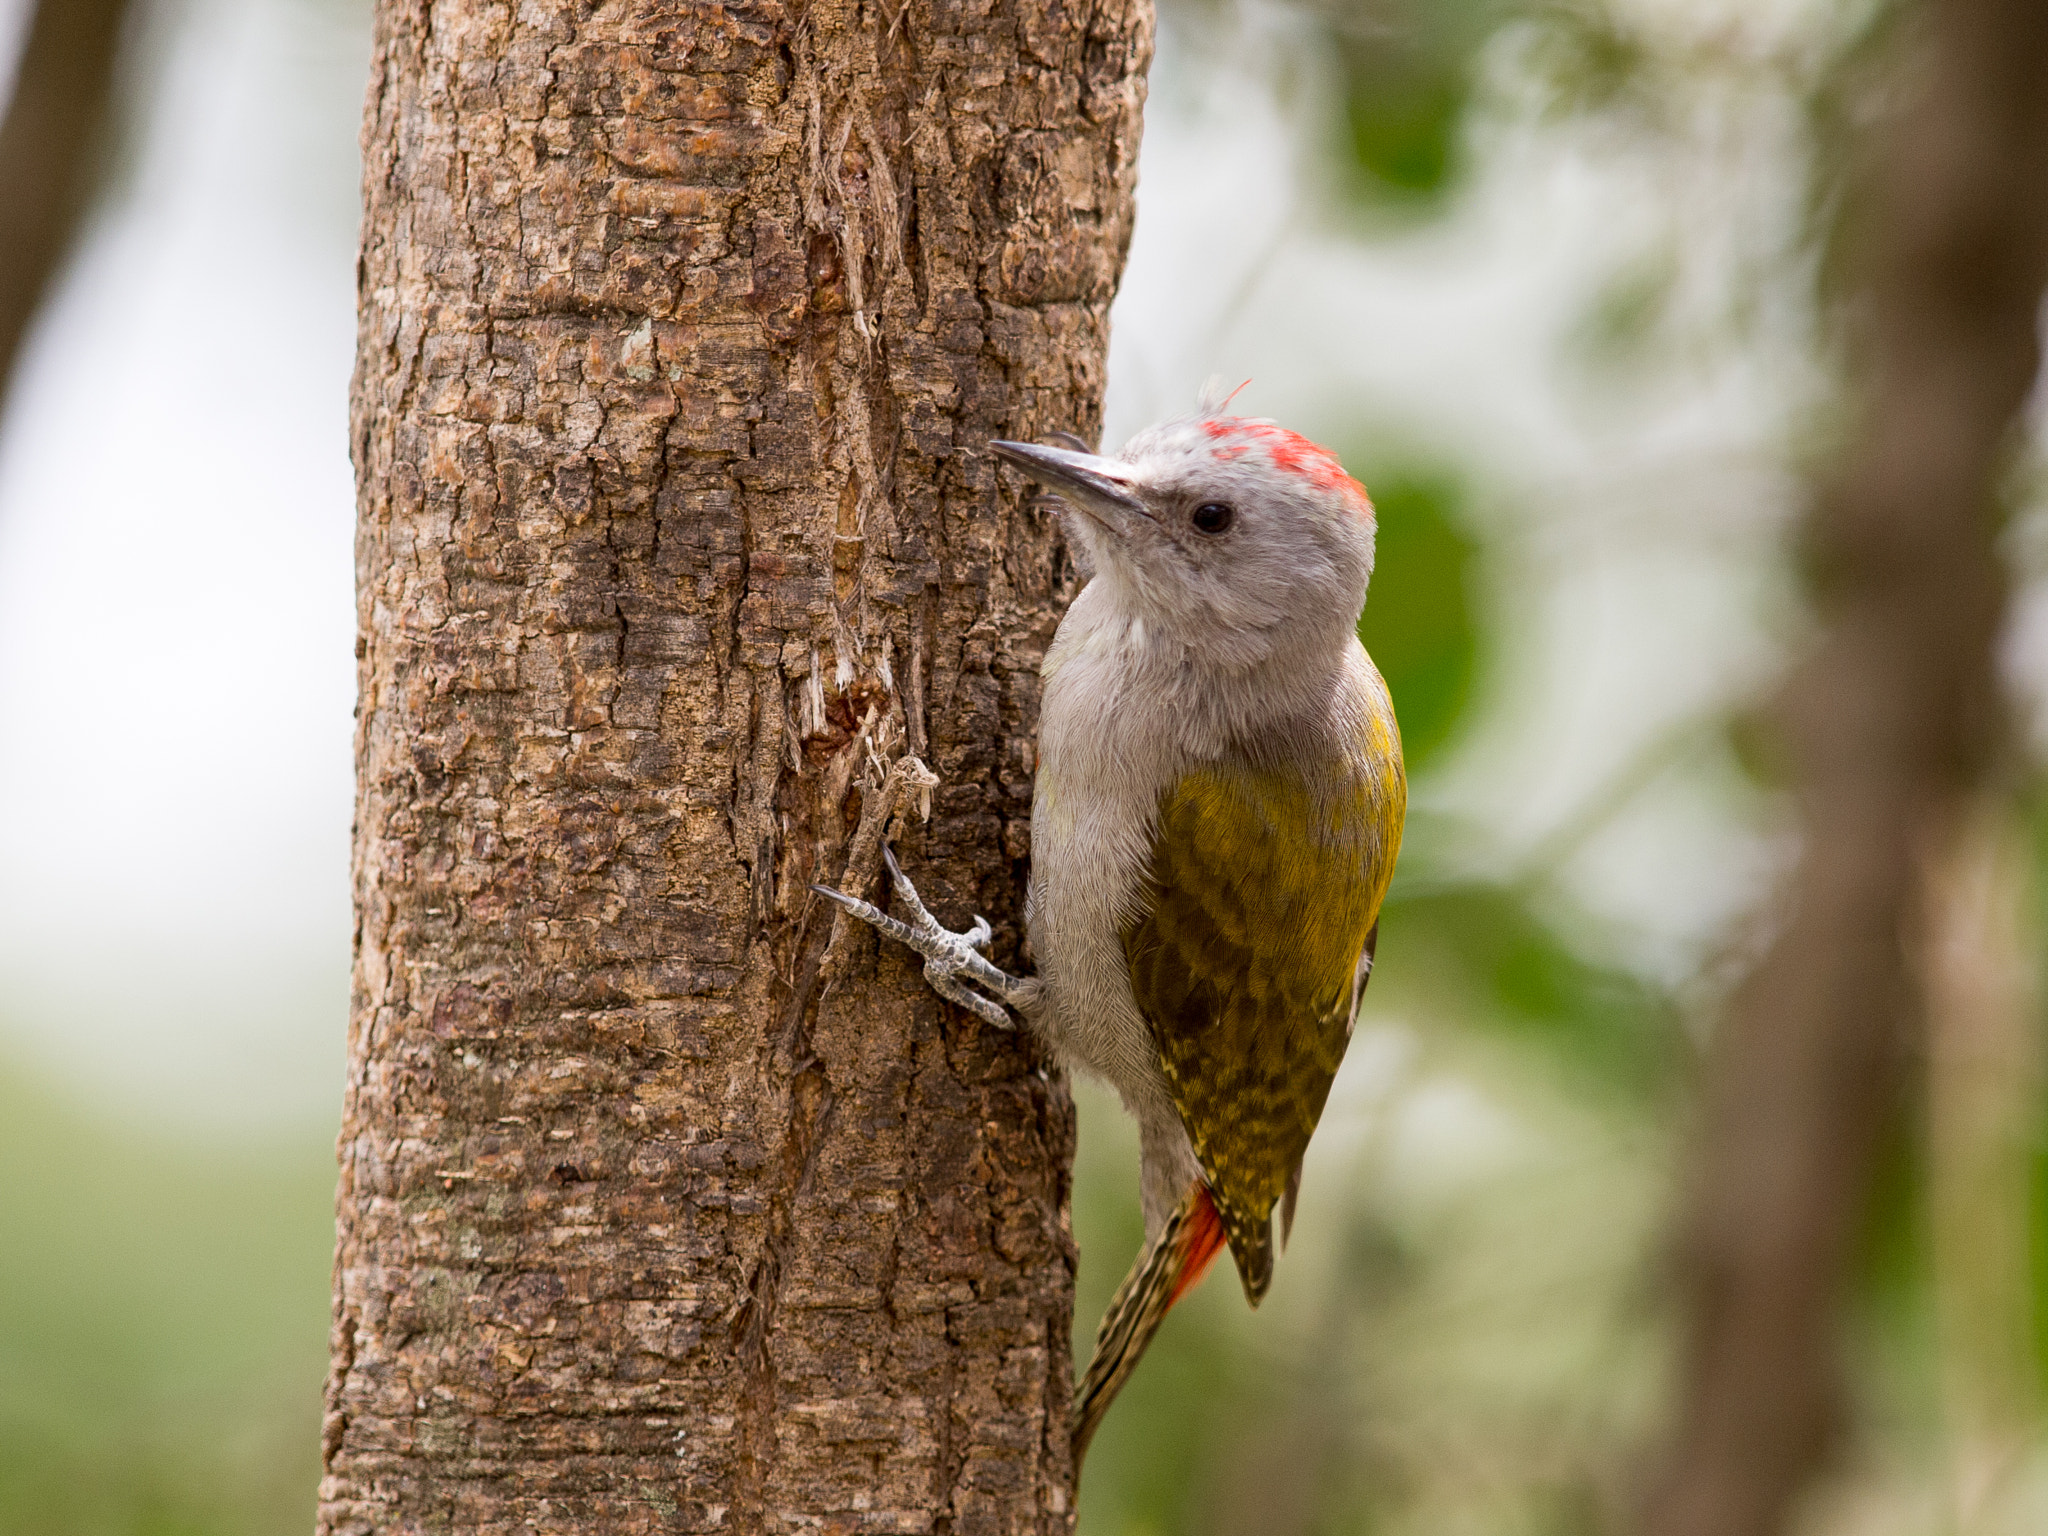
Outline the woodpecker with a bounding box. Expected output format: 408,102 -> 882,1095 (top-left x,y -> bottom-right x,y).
814,389 -> 1405,1464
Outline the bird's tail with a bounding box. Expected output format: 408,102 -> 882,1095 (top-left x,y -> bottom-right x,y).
1072,1182 -> 1227,1469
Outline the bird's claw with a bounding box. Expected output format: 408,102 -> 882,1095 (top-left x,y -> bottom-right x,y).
812,846 -> 1026,1030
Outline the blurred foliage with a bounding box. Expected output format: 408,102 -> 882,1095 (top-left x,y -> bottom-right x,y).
1311,0 -> 1684,211
0,1054 -> 331,1536
2027,783 -> 2048,1399
1318,0 -> 1505,205
2033,1094 -> 2048,1394
1381,879 -> 1682,1095
1567,247 -> 1681,371
1853,1103 -> 1939,1390
1509,3 -> 1653,119
1354,468 -> 1479,774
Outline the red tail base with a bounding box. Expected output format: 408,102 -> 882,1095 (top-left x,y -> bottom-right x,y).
1168,1184 -> 1227,1307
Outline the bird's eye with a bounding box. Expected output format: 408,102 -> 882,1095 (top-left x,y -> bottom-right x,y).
1192,502 -> 1234,535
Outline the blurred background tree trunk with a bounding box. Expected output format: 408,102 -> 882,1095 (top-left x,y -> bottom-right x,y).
0,0 -> 130,402
1642,1 -> 2048,1532
321,2 -> 1148,1532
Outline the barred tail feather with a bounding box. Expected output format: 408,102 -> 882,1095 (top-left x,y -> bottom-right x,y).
1072,1183 -> 1226,1469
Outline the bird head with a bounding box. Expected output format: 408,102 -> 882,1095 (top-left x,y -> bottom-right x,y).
992,399 -> 1375,670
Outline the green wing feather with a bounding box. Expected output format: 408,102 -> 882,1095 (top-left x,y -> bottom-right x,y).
1123,675 -> 1404,1304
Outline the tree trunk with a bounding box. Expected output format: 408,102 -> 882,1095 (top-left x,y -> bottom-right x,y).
1640,0 -> 2048,1532
322,3 -> 1150,1532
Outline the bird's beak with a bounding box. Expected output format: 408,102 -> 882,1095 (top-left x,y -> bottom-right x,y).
989,440 -> 1151,535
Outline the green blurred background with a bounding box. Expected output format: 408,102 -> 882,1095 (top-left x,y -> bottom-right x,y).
4,0 -> 2047,1532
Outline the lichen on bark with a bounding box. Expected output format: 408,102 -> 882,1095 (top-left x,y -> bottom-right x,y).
323,1 -> 1151,1531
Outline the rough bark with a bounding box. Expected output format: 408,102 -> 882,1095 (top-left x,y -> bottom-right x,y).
1640,1 -> 2048,1532
0,0 -> 131,405
322,2 -> 1150,1532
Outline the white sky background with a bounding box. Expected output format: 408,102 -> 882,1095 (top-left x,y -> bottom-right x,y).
0,0 -> 364,1132
0,0 -> 1836,1133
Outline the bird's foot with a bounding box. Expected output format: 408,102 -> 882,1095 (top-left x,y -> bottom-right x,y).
811,845 -> 1029,1030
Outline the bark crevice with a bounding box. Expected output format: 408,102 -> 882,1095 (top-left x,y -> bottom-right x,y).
326,1 -> 1150,1531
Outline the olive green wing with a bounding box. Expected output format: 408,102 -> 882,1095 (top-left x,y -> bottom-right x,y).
1123,715 -> 1403,1305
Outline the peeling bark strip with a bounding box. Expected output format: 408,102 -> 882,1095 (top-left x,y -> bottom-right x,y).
323,3 -> 1151,1533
